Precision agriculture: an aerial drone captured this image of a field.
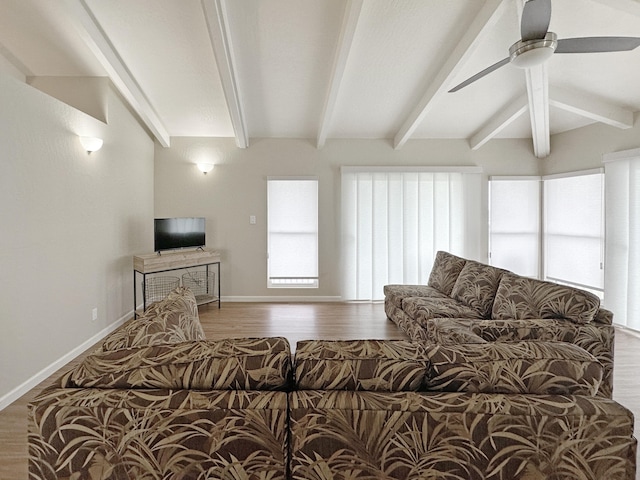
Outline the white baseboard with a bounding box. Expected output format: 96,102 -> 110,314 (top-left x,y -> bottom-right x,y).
0,311 -> 132,411
221,296 -> 343,303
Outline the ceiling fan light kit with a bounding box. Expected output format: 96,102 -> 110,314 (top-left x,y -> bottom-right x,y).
509,32 -> 557,69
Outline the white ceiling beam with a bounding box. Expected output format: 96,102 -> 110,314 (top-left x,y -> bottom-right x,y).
469,95 -> 529,150
524,64 -> 550,158
514,0 -> 550,159
65,0 -> 171,147
393,0 -> 509,150
549,86 -> 634,129
317,0 -> 364,149
202,0 -> 248,149
589,0 -> 640,17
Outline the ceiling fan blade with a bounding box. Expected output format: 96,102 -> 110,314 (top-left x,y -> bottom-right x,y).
448,57 -> 510,93
556,36 -> 640,53
521,0 -> 552,41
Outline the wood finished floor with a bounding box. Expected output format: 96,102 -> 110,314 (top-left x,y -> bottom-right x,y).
1,302 -> 639,479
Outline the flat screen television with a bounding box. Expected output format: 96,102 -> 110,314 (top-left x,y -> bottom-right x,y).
154,217 -> 205,252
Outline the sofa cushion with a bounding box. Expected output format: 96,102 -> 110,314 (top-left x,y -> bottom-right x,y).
70,337 -> 292,391
426,318 -> 488,345
491,272 -> 600,324
427,251 -> 467,295
403,296 -> 483,323
102,286 -> 205,351
450,260 -> 507,318
425,341 -> 602,396
383,284 -> 449,309
295,340 -> 429,391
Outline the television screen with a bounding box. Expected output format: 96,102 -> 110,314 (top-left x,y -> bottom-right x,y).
154,217 -> 205,252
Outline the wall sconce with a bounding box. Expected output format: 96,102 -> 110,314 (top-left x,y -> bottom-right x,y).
79,136 -> 103,154
197,163 -> 214,174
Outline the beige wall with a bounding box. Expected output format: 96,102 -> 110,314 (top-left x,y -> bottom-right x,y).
0,72 -> 154,406
543,113 -> 640,175
154,136 -> 541,300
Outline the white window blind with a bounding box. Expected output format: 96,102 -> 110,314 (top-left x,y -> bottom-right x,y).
603,149 -> 640,330
543,170 -> 604,294
267,177 -> 318,288
488,176 -> 540,277
341,167 -> 482,301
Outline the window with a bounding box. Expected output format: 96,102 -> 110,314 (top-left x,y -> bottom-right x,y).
341,167 -> 482,301
543,170 -> 604,296
267,177 -> 318,288
603,148 -> 640,330
488,176 -> 541,277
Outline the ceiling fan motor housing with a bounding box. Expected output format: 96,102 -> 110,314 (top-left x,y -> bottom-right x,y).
509,31 -> 558,68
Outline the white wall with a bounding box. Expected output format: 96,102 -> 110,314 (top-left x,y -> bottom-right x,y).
543,113 -> 640,175
0,72 -> 154,407
154,136 -> 540,300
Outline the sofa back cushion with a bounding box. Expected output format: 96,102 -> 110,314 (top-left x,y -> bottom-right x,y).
425,341 -> 602,396
102,286 -> 205,351
70,337 -> 292,390
491,272 -> 600,324
450,261 -> 507,318
295,340 -> 429,391
427,251 -> 467,295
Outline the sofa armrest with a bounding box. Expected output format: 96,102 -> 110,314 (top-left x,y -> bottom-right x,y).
425,341 -> 603,396
101,286 -> 205,351
594,307 -> 614,325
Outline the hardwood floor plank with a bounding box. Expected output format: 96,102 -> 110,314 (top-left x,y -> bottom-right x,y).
1,302 -> 638,479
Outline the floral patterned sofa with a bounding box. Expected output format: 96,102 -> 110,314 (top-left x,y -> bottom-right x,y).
28,288 -> 292,480
290,339 -> 636,479
384,251 -> 617,397
29,287 -> 636,479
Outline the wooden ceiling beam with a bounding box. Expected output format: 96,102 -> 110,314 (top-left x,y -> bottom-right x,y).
469,95 -> 529,150
549,86 -> 634,129
65,0 -> 171,147
317,0 -> 364,149
202,0 -> 248,149
393,0 -> 509,150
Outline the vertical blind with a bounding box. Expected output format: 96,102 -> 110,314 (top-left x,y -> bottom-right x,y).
543,170 -> 604,293
341,167 -> 482,301
488,177 -> 540,277
267,177 -> 318,287
603,150 -> 640,330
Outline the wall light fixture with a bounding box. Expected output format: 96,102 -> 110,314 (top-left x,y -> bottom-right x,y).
79,136 -> 103,154
197,163 -> 214,174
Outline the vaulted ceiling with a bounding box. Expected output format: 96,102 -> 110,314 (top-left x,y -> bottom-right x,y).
1,0 -> 639,158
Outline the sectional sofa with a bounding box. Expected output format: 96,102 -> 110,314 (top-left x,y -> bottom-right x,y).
28,286 -> 637,479
385,250 -> 616,398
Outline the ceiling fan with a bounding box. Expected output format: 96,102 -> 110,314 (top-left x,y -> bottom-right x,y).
449,0 -> 640,93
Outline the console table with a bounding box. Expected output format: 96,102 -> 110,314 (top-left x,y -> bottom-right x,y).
133,248 -> 221,317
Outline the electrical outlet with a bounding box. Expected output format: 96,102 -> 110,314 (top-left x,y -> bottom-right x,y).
250,215 -> 256,225
92,307 -> 98,322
